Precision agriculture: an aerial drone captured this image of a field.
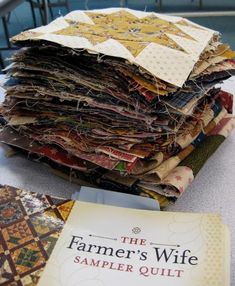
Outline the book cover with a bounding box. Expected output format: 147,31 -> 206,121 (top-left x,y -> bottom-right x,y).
0,185 -> 230,286
0,185 -> 74,286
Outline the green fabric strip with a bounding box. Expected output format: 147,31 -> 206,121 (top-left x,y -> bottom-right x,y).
179,135 -> 225,176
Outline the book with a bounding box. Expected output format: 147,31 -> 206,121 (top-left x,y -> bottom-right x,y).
0,185 -> 230,286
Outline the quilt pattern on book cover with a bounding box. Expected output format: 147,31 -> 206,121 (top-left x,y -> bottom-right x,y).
0,185 -> 74,286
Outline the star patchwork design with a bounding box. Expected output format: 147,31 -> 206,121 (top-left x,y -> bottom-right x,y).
12,8 -> 215,87
57,10 -> 190,57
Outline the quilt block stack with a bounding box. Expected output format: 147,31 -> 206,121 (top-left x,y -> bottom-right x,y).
0,8 -> 235,207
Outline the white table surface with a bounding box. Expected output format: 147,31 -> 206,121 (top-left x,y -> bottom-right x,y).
0,75 -> 235,283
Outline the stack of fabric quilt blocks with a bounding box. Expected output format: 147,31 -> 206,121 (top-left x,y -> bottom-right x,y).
0,8 -> 235,208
